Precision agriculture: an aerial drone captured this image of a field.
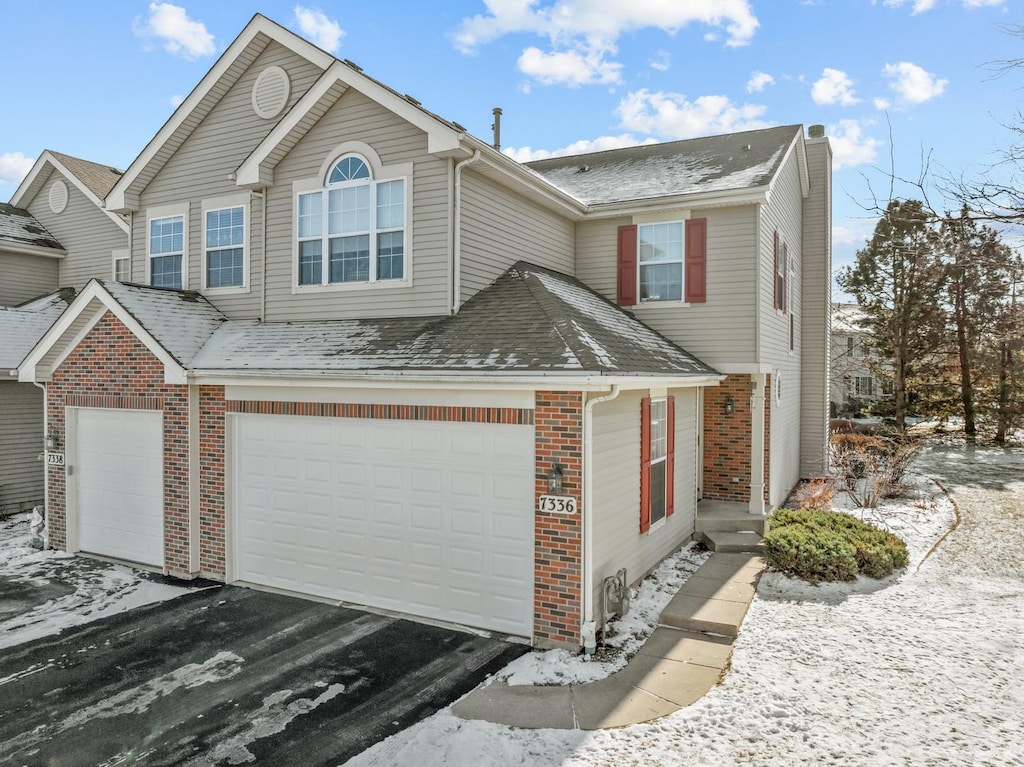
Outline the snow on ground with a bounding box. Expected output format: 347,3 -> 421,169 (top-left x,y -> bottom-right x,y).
0,513 -> 197,649
496,543 -> 710,686
347,443 -> 1024,766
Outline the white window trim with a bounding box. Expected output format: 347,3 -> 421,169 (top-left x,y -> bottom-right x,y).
112,248 -> 130,282
146,202 -> 189,290
648,396 -> 669,529
291,143 -> 414,294
201,193 -> 251,295
637,220 -> 686,304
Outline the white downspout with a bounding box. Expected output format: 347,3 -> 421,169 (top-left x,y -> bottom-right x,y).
452,150 -> 481,314
749,373 -> 767,516
254,189 -> 267,322
32,381 -> 50,549
582,384 -> 620,655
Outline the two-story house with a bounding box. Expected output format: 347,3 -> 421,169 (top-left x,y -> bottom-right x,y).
1,153 -> 128,514
831,302 -> 892,417
19,14 -> 831,650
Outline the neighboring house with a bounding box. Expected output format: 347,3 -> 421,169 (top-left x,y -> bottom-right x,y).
831,303 -> 892,416
18,15 -> 831,650
0,153 -> 128,515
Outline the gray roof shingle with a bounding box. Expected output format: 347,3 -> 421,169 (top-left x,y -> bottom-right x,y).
47,151 -> 123,200
0,202 -> 63,252
524,125 -> 801,206
0,290 -> 72,372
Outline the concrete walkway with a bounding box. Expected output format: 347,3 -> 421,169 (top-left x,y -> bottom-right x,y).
452,552 -> 765,730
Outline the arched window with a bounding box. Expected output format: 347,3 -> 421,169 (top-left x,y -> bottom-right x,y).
297,154 -> 406,285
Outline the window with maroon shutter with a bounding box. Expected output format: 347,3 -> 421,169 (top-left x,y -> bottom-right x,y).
640,395 -> 675,533
782,242 -> 789,314
684,218 -> 706,303
617,224 -> 637,306
773,229 -> 780,309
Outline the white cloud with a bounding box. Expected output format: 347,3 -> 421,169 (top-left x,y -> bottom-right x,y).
873,97 -> 891,110
293,6 -> 345,52
880,0 -> 936,13
0,151 -> 34,186
617,89 -> 769,140
517,43 -> 622,86
649,50 -> 671,72
811,68 -> 859,106
828,120 -> 882,169
962,0 -> 1005,6
169,94 -> 185,107
133,3 -> 215,60
504,133 -> 653,162
453,1 -> 758,86
884,61 -> 948,104
746,71 -> 775,93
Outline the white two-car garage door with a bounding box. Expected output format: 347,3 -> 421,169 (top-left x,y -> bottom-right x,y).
74,408 -> 164,567
232,414 -> 535,636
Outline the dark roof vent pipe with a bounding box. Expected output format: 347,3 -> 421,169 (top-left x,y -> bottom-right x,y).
808,124 -> 825,138
491,107 -> 503,151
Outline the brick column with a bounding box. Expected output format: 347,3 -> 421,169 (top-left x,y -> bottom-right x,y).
198,385 -> 226,577
533,391 -> 584,650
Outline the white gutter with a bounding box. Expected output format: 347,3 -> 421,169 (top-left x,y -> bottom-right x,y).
581,384 -> 620,655
255,189 -> 267,321
452,150 -> 481,314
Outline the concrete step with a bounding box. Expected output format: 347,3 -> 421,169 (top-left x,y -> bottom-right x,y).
700,530 -> 765,554
694,511 -> 766,535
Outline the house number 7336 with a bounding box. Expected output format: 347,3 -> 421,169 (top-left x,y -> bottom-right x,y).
538,495 -> 577,514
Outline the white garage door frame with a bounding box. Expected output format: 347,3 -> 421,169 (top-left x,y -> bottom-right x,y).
227,413 -> 536,636
65,406 -> 165,568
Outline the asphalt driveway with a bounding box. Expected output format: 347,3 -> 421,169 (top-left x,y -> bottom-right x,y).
0,582 -> 527,765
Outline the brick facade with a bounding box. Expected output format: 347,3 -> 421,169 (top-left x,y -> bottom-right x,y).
198,386 -> 226,577
46,312 -> 192,576
533,391 -> 584,649
702,374 -> 772,504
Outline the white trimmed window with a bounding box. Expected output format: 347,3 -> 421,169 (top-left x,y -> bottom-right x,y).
112,249 -> 130,282
147,203 -> 188,290
202,195 -> 249,292
296,154 -> 406,287
638,222 -> 683,302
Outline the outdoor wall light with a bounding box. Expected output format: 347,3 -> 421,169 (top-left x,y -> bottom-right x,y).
723,394 -> 735,416
45,430 -> 59,451
547,462 -> 565,493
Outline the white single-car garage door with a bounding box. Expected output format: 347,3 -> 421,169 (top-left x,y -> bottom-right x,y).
74,408 -> 164,567
232,414 -> 535,636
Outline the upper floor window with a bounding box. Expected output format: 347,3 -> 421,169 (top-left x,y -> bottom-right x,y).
205,206 -> 245,289
616,218 -> 706,306
773,230 -> 788,313
296,154 -> 406,287
150,215 -> 184,289
639,222 -> 683,302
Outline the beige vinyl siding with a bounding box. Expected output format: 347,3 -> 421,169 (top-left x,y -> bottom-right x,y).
575,207 -> 757,369
589,387 -> 698,629
0,251 -> 58,306
0,382 -> 44,514
132,42 -> 324,318
26,169 -> 125,291
459,169 -> 574,301
800,138 -> 832,476
264,88 -> 450,321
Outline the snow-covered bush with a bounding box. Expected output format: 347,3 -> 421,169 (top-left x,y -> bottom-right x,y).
830,433 -> 921,507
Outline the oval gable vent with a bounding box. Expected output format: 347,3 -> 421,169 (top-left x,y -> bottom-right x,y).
48,179 -> 68,214
252,65 -> 290,120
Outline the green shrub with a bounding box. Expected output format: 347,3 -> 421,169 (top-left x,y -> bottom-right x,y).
764,508 -> 909,583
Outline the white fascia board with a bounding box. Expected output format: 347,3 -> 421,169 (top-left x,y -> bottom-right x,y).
188,370 -> 723,390
107,15 -> 333,213
0,241 -> 67,258
236,60 -> 465,187
18,280 -> 186,384
770,131 -> 808,201
10,153 -> 129,234
584,186 -> 770,220
714,362 -> 775,375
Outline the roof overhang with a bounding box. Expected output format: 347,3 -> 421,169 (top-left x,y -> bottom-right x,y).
107,14 -> 334,212
11,151 -> 129,234
18,280 -> 187,385
583,185 -> 771,220
0,241 -> 66,258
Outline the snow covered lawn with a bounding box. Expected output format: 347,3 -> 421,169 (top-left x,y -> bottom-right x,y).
347,443 -> 1024,766
0,513 -> 197,649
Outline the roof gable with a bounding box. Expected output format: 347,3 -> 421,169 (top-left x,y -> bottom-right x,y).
0,202 -> 65,257
10,150 -> 128,234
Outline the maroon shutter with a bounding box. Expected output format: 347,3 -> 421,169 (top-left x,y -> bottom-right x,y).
773,230 -> 780,309
617,224 -> 638,306
684,218 -> 707,303
782,242 -> 789,313
665,395 -> 675,518
640,396 -> 651,533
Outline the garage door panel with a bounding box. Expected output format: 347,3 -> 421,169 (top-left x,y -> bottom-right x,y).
234,415 -> 534,635
76,408 -> 164,568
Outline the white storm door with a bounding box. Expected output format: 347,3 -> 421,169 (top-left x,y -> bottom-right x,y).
75,408 -> 164,567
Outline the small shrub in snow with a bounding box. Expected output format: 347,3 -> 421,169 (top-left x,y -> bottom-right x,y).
792,478 -> 835,510
829,433 -> 922,508
765,509 -> 909,583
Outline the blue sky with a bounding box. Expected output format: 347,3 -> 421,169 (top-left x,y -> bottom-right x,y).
1,1 -> 1019,294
